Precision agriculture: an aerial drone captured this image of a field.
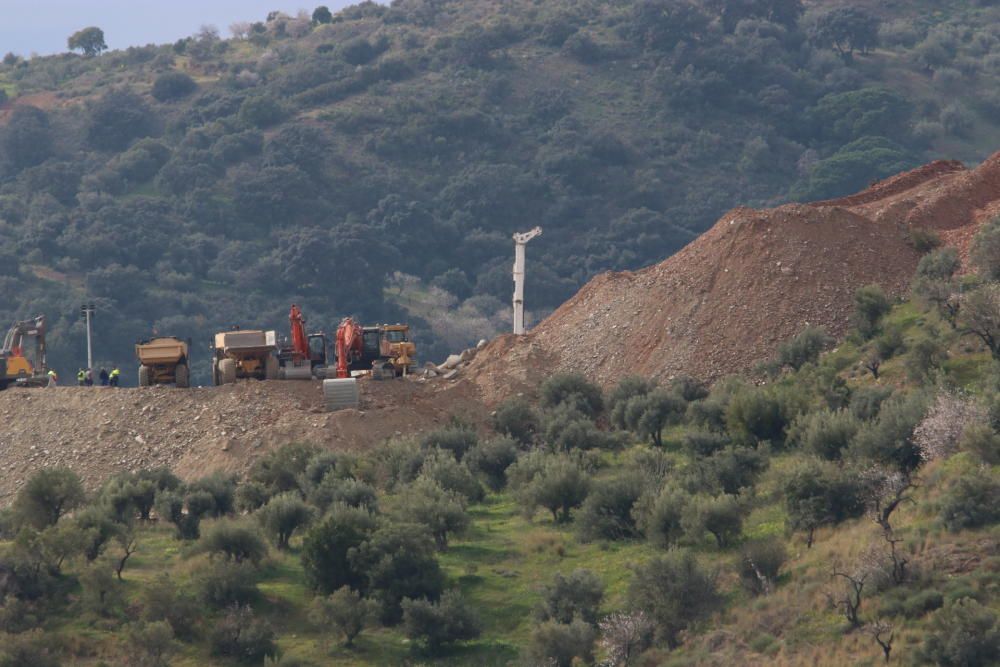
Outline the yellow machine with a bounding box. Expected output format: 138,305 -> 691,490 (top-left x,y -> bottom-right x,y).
136,337 -> 191,388
363,323 -> 416,378
0,316 -> 47,390
212,329 -> 279,385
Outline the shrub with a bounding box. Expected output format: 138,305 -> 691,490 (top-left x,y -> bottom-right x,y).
681,494 -> 743,549
256,493 -> 313,549
156,490 -> 213,540
906,335 -> 947,384
540,372 -> 604,418
152,71 -> 197,101
13,467 -> 85,529
725,387 -> 790,446
517,454 -> 591,523
465,437 -> 519,491
689,446 -> 767,496
235,481 -> 270,512
402,590 -> 482,654
122,620 -> 176,667
940,469 -> 1000,531
623,389 -> 687,447
535,569 -> 604,625
608,376 -> 656,429
0,629 -> 60,667
187,473 -> 237,517
310,586 -> 377,647
209,605 -> 277,664
544,404 -> 621,451
249,442 -> 317,495
919,598 -> 999,667
198,563 -> 259,608
851,391 -> 929,473
909,227 -> 943,253
238,94 -> 287,128
87,88 -> 153,150
790,409 -> 861,460
141,574 -> 200,640
971,216 -> 1000,281
301,504 -> 375,594
777,326 -> 834,370
577,474 -> 644,541
960,422 -> 1000,465
420,426 -> 478,460
916,247 -> 959,280
853,285 -> 892,339
80,559 -> 126,617
491,398 -> 540,444
198,520 -> 268,565
683,431 -> 730,458
635,486 -> 690,548
527,618 -> 597,667
627,549 -> 720,647
738,538 -> 787,595
392,478 -> 469,550
782,458 -> 865,547
849,385 -> 894,421
309,477 -> 378,512
419,450 -> 484,502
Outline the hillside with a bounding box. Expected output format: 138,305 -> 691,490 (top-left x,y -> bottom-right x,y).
2,0 -> 1000,379
471,152 -> 1000,387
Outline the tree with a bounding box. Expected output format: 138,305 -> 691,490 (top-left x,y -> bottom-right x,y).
783,459 -> 864,547
851,392 -> 929,474
528,618 -> 598,667
919,598 -> 999,667
312,6 -> 334,24
635,486 -> 689,548
608,376 -> 656,429
123,621 -> 176,667
577,474 -> 644,541
465,437 -> 519,491
777,326 -> 834,370
865,620 -> 894,664
13,467 -> 85,529
392,478 -> 469,550
491,398 -> 540,445
198,520 -> 268,565
790,408 -> 861,461
402,590 -> 482,654
151,71 -> 197,102
627,549 -> 720,647
536,569 -> 605,625
811,8 -> 880,61
256,492 -> 313,549
517,454 -> 591,523
627,0 -> 710,52
2,105 -> 53,171
68,27 -> 107,56
827,563 -> 870,629
624,389 -> 686,447
960,284 -> 1000,360
598,611 -> 654,667
301,504 -> 375,594
209,605 -> 277,664
540,372 -> 604,418
939,468 -> 1000,531
853,285 -> 891,339
971,216 -> 1000,281
738,538 -> 787,596
310,586 -> 377,647
681,494 -> 743,549
87,88 -> 153,151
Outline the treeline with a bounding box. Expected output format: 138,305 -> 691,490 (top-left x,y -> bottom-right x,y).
1,0 -> 999,379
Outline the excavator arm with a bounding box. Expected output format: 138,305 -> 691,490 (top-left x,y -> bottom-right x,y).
335,317 -> 363,379
289,305 -> 309,363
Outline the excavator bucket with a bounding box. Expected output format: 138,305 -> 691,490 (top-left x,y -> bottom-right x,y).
323,378 -> 359,412
283,364 -> 313,381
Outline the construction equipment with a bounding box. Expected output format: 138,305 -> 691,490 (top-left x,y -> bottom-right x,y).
323,378 -> 360,411
364,324 -> 416,378
211,329 -> 279,386
136,337 -> 191,388
0,315 -> 47,390
278,305 -> 329,380
334,317 -> 364,379
512,226 -> 542,335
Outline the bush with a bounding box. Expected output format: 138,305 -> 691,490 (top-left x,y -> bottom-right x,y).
905,335 -> 947,384
141,574 -> 200,640
777,326 -> 834,370
235,481 -> 270,512
909,227 -> 943,253
789,409 -> 861,460
940,469 -> 1000,531
13,466 -> 85,529
635,486 -> 690,548
622,389 -> 687,447
919,598 -> 999,667
514,453 -> 591,523
544,404 -> 621,451
576,474 -> 644,541
491,398 -> 540,445
209,605 -> 277,664
238,94 -> 287,128
971,216 -> 1000,281
198,520 -> 268,565
249,442 -> 317,496
392,478 -> 469,550
850,385 -> 894,421
540,373 -> 604,418
682,430 -> 730,458
87,88 -> 153,151
198,563 -> 259,608
155,490 -> 212,540
681,494 -> 743,549
310,586 -> 377,647
420,426 -> 478,460
688,446 -> 767,496
960,422 -> 1000,465
419,450 -> 484,502
527,618 -> 597,667
535,569 -> 604,625
608,376 -> 656,429
301,504 -> 375,594
187,473 -> 237,517
0,629 -> 60,667
309,477 -> 378,512
402,590 -> 482,654
627,549 -> 720,647
916,247 -> 959,280
122,620 -> 176,667
465,437 -> 519,491
782,458 -> 865,547
725,387 -> 791,446
152,71 -> 197,101
738,538 -> 787,595
853,284 -> 892,339
851,391 -> 929,473
256,492 -> 313,549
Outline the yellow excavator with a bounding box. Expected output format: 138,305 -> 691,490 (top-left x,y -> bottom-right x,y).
0,315 -> 47,390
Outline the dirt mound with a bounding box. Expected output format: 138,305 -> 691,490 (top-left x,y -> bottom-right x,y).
469,150 -> 1000,389
0,378 -> 485,502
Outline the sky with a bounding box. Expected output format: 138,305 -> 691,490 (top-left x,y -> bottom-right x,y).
0,1 -> 371,56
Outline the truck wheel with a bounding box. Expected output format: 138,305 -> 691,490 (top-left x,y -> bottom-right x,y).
175,364 -> 190,389
219,359 -> 237,385
265,355 -> 279,381
138,365 -> 151,387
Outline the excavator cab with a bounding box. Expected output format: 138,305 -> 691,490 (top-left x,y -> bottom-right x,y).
0,316 -> 47,390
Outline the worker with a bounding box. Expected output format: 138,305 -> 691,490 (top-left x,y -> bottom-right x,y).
47,369 -> 57,387
85,368 -> 94,387
77,368 -> 85,386
110,366 -> 121,387
99,368 -> 109,386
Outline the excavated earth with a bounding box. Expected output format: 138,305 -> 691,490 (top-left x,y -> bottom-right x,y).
0,378 -> 487,501
468,151 -> 1000,393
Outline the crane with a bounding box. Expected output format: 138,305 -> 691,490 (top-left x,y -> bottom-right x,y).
512,227 -> 542,335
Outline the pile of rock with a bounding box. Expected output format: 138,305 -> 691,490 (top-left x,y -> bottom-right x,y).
423,339 -> 488,380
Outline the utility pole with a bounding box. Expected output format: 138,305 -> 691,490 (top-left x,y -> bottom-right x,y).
512,227 -> 542,335
81,303 -> 96,370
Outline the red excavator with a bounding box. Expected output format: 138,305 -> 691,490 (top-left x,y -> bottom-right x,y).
278,304 -> 329,380
334,317 -> 363,379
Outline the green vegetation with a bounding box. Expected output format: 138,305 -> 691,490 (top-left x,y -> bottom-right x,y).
3,1 -> 1000,378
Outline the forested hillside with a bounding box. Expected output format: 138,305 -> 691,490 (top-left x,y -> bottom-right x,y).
2,0 -> 1000,379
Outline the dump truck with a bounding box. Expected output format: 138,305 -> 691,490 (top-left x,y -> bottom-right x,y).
136,337 -> 191,388
0,315 -> 47,390
212,329 -> 279,386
